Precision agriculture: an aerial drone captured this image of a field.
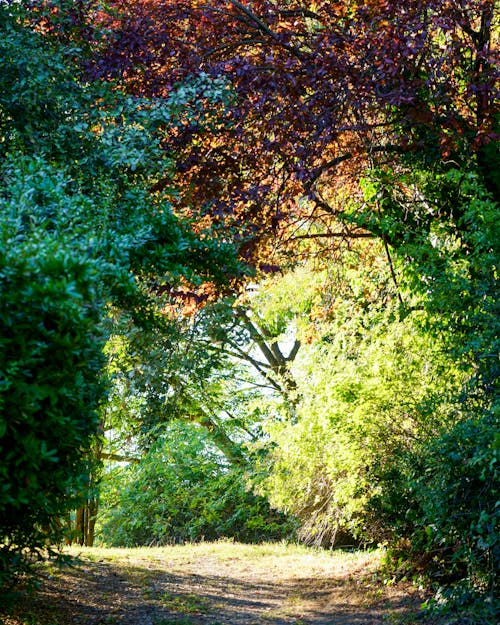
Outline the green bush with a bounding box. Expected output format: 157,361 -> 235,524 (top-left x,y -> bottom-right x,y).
97,422 -> 296,546
392,411 -> 499,592
260,288 -> 465,547
0,233 -> 106,586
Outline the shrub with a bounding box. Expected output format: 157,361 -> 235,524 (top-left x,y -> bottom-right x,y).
97,422 -> 296,546
0,232 -> 106,587
398,411 -> 499,595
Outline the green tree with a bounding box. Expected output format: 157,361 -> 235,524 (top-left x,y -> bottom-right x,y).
100,267 -> 317,470
97,421 -> 295,546
256,245 -> 463,543
257,163 -> 500,609
93,260 -> 322,549
0,3 -> 240,587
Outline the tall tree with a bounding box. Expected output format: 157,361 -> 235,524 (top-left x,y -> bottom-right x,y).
87,0 -> 498,264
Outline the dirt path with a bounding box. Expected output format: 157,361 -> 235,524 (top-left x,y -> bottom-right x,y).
2,543 -> 428,625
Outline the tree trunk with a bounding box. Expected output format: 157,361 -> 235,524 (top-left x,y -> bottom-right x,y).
87,498 -> 98,547
73,498 -> 98,547
75,506 -> 85,546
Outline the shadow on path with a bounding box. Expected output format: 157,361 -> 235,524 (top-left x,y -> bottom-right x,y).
7,556 -> 425,625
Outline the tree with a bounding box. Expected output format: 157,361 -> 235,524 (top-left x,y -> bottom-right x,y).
93,261 -> 323,548
87,0 -> 498,264
256,193 -> 499,605
0,2 -> 242,586
247,244 -> 455,541
370,168 -> 500,606
0,212 -> 107,585
101,255 -> 328,471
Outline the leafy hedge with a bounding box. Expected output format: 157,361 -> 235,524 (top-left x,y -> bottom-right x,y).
0,232 -> 106,585
385,411 -> 500,598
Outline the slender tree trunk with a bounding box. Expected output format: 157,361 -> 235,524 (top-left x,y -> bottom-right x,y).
84,502 -> 90,546
75,506 -> 85,546
73,498 -> 99,547
87,498 -> 98,547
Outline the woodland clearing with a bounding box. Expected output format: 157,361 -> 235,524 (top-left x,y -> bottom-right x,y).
1,542 -> 431,625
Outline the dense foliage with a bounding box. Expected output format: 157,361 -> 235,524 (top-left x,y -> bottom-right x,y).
97,421 -> 295,546
96,4 -> 496,608
0,2 -> 241,588
0,206 -> 106,584
257,249 -> 464,542
88,0 -> 498,264
1,2 -> 498,621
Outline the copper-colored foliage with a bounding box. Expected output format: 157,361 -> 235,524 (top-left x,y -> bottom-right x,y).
68,1 -> 499,266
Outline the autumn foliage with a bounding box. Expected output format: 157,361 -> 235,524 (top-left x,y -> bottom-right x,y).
80,0 -> 499,266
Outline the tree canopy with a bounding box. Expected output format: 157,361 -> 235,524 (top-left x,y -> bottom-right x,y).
0,0 -> 243,585
87,0 -> 498,262
0,2 -> 498,620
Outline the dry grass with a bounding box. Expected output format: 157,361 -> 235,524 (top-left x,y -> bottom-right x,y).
1,542 -> 428,625
67,540 -> 380,578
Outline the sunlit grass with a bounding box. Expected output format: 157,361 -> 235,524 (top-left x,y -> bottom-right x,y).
3,541 -> 428,625
63,540 -> 382,579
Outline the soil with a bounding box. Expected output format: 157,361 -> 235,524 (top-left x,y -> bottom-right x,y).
0,544 -> 429,625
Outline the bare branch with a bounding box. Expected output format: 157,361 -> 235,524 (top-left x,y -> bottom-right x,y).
272,9 -> 322,20
228,0 -> 307,59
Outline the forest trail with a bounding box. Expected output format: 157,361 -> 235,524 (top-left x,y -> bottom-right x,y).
2,543 -> 428,625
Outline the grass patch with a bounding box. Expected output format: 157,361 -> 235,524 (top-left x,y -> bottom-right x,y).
61,541 -> 383,587
160,591 -> 212,615
2,542 -> 427,625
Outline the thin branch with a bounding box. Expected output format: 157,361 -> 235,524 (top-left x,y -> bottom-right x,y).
272,8 -> 322,20
308,187 -> 341,216
99,452 -> 140,464
230,375 -> 282,392
383,239 -> 405,308
308,144 -> 406,189
291,231 -> 374,240
308,152 -> 353,187
223,342 -> 284,392
224,345 -> 271,372
228,0 -> 307,59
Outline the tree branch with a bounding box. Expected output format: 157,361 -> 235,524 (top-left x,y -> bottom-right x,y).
228,0 -> 307,59
223,341 -> 284,393
287,339 -> 301,362
99,452 -> 140,464
291,231 -> 374,240
235,309 -> 281,369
